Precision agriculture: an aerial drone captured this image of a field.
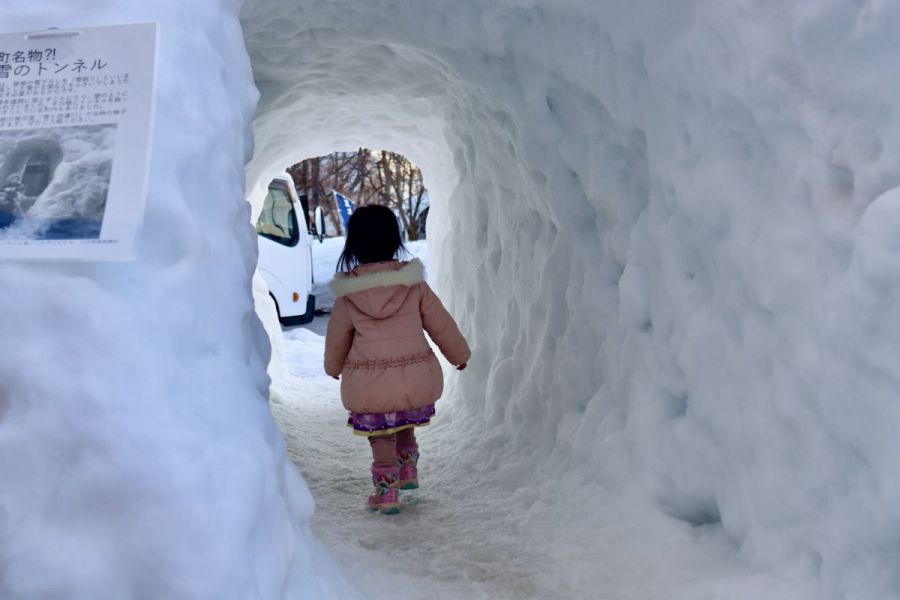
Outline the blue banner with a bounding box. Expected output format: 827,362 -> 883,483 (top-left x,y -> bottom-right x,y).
332,190 -> 356,234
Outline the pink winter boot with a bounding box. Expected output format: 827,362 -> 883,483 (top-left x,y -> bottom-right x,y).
368,466 -> 400,514
397,448 -> 419,490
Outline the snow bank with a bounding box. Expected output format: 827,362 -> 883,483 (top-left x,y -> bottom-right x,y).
241,1 -> 900,597
0,2 -> 356,599
3,0 -> 900,598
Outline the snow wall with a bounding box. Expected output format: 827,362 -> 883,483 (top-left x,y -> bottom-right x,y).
0,3 -> 356,599
242,1 -> 900,598
3,0 -> 900,599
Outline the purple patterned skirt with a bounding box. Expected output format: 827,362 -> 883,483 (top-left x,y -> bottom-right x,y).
347,404 -> 436,437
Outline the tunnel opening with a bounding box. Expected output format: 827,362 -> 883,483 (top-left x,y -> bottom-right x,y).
250,146 -> 436,373
285,149 -> 431,243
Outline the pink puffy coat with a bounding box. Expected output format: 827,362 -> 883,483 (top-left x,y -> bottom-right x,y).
324,259 -> 471,414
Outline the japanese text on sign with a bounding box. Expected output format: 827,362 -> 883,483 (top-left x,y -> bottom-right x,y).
0,48 -> 109,79
0,76 -> 129,129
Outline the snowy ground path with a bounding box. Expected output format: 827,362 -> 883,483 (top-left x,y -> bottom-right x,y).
269,238 -> 544,598
270,329 -> 818,600
270,348 -> 545,599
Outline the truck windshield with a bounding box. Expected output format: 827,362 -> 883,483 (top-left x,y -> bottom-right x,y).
256,180 -> 298,246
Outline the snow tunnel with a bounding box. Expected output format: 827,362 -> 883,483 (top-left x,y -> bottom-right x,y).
3,1 -> 900,599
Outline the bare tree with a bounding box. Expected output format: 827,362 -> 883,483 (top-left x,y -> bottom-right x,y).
288,148 -> 429,239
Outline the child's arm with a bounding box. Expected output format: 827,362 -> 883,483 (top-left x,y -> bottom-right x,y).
419,283 -> 471,367
324,298 -> 354,378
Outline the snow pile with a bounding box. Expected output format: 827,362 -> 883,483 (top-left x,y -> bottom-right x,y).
3,0 -> 900,598
0,2 -> 355,599
241,1 -> 900,597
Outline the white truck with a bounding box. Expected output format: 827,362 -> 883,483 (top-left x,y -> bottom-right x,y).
256,173 -> 315,326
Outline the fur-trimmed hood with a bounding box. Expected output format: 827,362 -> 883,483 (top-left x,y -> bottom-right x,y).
330,259 -> 426,319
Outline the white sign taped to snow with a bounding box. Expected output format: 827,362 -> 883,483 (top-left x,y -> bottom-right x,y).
0,22 -> 156,260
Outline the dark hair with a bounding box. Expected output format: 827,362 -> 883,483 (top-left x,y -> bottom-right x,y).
336,205 -> 406,272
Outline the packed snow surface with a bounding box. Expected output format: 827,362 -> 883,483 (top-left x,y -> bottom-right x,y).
2,0 -> 900,598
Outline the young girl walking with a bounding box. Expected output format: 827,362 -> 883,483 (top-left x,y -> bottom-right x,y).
324,205 -> 470,515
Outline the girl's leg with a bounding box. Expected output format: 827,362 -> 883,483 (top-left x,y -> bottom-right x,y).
396,427 -> 420,489
369,433 -> 397,468
396,427 -> 418,454
367,433 -> 401,514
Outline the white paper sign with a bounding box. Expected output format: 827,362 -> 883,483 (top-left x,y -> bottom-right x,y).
0,22 -> 156,260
